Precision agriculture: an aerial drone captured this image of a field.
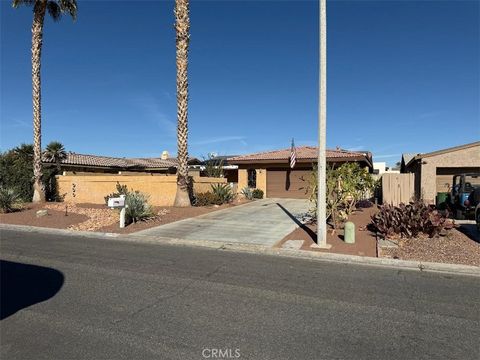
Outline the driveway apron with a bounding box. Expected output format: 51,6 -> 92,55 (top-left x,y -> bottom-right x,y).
136,198 -> 310,246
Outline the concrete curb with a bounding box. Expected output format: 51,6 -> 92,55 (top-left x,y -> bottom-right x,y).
0,223 -> 121,239
1,224 -> 478,276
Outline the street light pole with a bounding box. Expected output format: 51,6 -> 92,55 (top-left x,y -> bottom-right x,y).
317,0 -> 330,248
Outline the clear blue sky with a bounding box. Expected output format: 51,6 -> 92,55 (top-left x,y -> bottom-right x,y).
1,0 -> 479,165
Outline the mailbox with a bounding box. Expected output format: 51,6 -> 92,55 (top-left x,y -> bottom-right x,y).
108,196 -> 125,208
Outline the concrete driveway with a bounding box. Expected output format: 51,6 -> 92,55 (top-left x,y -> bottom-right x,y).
136,198 -> 310,246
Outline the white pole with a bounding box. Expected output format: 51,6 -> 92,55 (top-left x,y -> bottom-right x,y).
317,0 -> 330,248
120,194 -> 126,228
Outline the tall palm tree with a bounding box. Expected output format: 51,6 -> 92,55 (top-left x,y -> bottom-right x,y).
44,141 -> 67,172
173,0 -> 191,207
12,0 -> 77,203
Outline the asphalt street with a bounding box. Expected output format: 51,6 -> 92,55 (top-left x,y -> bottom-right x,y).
1,229 -> 479,360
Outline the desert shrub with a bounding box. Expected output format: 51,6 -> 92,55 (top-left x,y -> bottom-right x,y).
307,163 -> 375,229
125,191 -> 155,224
0,143 -> 67,202
193,191 -> 218,206
0,187 -> 20,213
104,182 -> 129,205
252,188 -> 264,199
370,200 -> 454,239
240,187 -> 253,200
211,183 -> 234,204
0,144 -> 34,202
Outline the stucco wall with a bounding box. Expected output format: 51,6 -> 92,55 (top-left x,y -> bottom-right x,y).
236,168 -> 267,197
238,169 -> 248,193
56,175 -> 227,206
256,169 -> 267,197
419,145 -> 480,203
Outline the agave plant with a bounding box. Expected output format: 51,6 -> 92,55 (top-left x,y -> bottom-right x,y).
211,183 -> 234,204
240,187 -> 253,200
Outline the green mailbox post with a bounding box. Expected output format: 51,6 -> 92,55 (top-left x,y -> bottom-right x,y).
344,221 -> 355,244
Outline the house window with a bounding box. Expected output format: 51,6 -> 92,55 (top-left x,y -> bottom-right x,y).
247,169 -> 256,188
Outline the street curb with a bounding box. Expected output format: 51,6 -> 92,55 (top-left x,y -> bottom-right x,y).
0,223 -> 121,239
1,223 -> 479,276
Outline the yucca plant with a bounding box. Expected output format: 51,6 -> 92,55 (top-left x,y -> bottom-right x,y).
104,182 -> 129,205
125,191 -> 155,224
0,187 -> 20,213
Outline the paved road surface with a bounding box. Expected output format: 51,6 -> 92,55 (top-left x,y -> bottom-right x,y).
136,198 -> 310,246
1,229 -> 479,360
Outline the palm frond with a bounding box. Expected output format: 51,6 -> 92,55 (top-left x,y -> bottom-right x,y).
59,0 -> 77,20
47,1 -> 61,21
12,0 -> 36,9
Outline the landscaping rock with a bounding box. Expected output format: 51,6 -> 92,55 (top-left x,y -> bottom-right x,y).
36,209 -> 48,218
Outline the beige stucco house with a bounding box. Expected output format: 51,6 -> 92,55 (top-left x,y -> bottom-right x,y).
228,146 -> 373,199
401,142 -> 480,204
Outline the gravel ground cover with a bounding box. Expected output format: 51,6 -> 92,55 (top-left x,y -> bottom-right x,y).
1,200 -> 250,234
380,229 -> 480,266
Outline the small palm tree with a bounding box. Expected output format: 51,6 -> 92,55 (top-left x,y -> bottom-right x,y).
44,141 -> 67,172
12,0 -> 77,203
173,0 -> 191,207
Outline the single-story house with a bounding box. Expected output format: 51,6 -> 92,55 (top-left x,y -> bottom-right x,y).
228,146 -> 373,199
401,141 -> 480,203
43,151 -> 201,175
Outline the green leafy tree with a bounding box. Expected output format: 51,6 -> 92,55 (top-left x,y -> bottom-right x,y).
307,163 -> 375,230
12,0 -> 77,202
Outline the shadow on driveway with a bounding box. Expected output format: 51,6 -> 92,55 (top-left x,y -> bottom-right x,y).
1,260 -> 64,320
276,203 -> 317,243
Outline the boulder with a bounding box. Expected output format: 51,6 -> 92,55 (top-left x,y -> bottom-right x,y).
36,209 -> 49,218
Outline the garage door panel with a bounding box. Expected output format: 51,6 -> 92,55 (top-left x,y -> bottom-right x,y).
267,169 -> 311,199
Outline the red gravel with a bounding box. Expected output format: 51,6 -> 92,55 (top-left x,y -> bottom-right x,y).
381,230 -> 480,267
277,207 -> 378,257
0,203 -> 88,229
0,199 -> 251,234
99,200 -> 250,234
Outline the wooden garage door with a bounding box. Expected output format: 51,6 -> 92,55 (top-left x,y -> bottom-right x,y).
436,167 -> 480,193
266,169 -> 312,199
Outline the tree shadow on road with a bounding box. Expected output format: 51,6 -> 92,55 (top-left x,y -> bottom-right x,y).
1,260 -> 64,320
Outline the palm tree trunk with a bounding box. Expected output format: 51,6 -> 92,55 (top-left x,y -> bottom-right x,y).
173,0 -> 191,207
31,2 -> 47,203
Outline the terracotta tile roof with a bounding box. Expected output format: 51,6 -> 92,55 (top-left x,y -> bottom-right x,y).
42,152 -> 198,169
228,146 -> 371,163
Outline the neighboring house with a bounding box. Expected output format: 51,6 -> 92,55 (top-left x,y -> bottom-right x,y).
43,151 -> 201,175
199,155 -> 239,183
373,161 -> 400,175
401,142 -> 480,204
228,146 -> 373,199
